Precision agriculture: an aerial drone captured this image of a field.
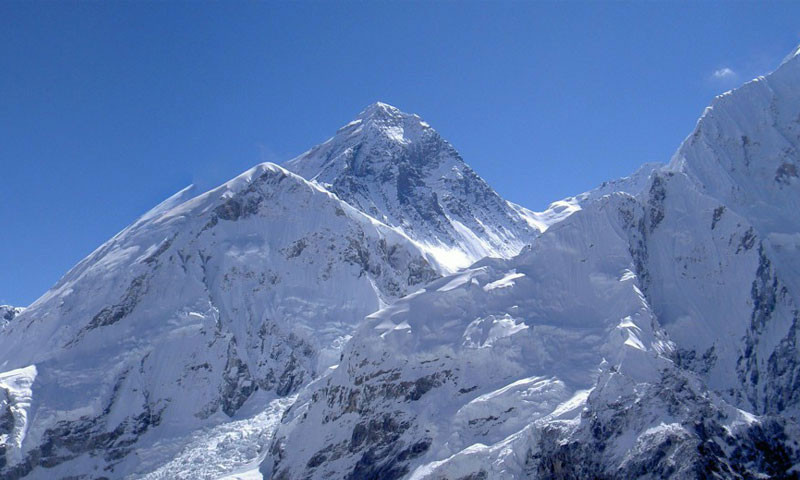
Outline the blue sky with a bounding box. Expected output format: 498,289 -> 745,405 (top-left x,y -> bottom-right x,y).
2,1 -> 799,306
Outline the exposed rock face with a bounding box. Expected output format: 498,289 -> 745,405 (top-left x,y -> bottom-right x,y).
524,367 -> 799,480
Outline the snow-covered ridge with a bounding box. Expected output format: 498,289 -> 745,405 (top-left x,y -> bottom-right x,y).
0,160 -> 445,478
668,49 -> 800,236
781,42 -> 800,66
264,47 -> 800,479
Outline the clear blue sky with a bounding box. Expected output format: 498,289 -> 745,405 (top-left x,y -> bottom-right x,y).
2,1 -> 799,306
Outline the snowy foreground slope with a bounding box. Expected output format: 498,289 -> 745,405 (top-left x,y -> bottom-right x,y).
264,52 -> 800,478
0,105 -> 547,478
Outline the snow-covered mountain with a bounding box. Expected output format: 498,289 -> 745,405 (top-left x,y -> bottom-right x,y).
3,45 -> 800,480
264,52 -> 800,478
0,105 -> 545,478
285,102 -> 554,270
0,163 -> 444,478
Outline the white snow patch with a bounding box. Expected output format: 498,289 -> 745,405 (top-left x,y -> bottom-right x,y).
0,365 -> 37,464
483,271 -> 525,291
139,396 -> 294,480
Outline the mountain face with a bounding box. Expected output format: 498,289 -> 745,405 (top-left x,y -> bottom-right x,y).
264,53 -> 800,478
0,107 -> 540,478
285,102 -> 551,270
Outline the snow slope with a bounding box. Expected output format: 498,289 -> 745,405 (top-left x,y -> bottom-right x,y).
267,193 -> 675,478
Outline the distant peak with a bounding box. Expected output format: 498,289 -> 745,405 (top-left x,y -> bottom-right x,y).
367,101 -> 399,111
355,101 -> 408,122
285,103 -> 446,178
329,102 -> 434,146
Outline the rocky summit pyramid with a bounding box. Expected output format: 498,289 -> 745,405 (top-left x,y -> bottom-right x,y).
285,102 -> 551,271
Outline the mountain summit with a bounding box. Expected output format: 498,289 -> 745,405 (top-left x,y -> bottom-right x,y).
354,101 -> 421,128
286,102 -> 549,270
